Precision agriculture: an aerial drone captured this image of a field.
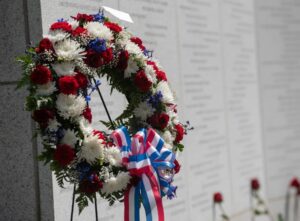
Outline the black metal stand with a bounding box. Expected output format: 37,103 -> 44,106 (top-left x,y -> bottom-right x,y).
70,77 -> 115,221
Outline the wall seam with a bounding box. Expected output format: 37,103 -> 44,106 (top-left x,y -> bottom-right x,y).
22,0 -> 42,220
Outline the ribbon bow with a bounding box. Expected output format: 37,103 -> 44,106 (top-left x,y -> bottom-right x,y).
111,126 -> 176,221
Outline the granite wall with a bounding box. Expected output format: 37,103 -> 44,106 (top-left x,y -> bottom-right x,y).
0,1 -> 54,220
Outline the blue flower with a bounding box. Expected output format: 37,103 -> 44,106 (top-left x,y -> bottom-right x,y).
93,12 -> 104,22
77,162 -> 91,181
88,38 -> 107,53
147,91 -> 163,108
57,18 -> 66,22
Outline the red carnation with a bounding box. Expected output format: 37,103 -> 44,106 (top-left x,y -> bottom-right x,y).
130,37 -> 145,51
32,109 -> 54,128
147,113 -> 169,130
50,21 -> 72,32
174,124 -> 185,143
290,177 -> 300,188
156,70 -> 167,81
104,21 -> 122,33
72,13 -> 94,22
174,159 -> 181,174
251,178 -> 260,190
54,144 -> 75,167
79,173 -> 103,194
83,107 -> 92,123
117,50 -> 129,70
84,49 -> 103,68
134,70 -> 152,92
75,71 -> 88,89
84,48 -> 113,68
36,38 -> 53,53
30,65 -> 52,85
213,192 -> 223,203
147,61 -> 159,71
58,76 -> 79,95
72,26 -> 87,36
101,48 -> 113,64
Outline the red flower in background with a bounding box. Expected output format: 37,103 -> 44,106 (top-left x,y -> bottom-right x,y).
134,70 -> 152,92
117,50 -> 129,70
174,159 -> 181,174
174,124 -> 185,143
72,26 -> 87,36
83,107 -> 92,123
75,71 -> 88,89
71,13 -> 94,22
58,76 -> 79,95
54,144 -> 75,167
290,177 -> 300,188
130,37 -> 145,51
213,192 -> 223,203
35,38 -> 53,53
147,113 -> 169,130
251,178 -> 260,190
32,109 -> 54,128
104,21 -> 122,33
79,173 -> 103,194
30,65 -> 52,85
84,48 -> 113,68
50,21 -> 72,32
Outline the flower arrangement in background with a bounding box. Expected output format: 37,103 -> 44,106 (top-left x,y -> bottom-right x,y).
213,192 -> 230,221
250,178 -> 274,220
17,11 -> 189,218
283,177 -> 300,221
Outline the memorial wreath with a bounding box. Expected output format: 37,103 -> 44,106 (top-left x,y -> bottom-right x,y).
17,11 -> 189,220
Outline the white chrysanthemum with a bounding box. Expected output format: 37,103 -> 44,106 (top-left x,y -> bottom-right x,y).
162,130 -> 175,145
168,110 -> 179,125
45,30 -> 69,43
56,94 -> 86,119
85,22 -> 113,41
79,134 -> 104,164
101,172 -> 131,195
145,64 -> 157,84
54,39 -> 85,61
124,57 -> 139,78
78,117 -> 93,135
104,146 -> 122,167
156,81 -> 175,104
69,20 -> 79,29
116,31 -> 131,45
60,129 -> 78,146
47,118 -> 61,131
52,62 -> 76,76
125,41 -> 143,57
36,82 -> 56,96
133,101 -> 154,121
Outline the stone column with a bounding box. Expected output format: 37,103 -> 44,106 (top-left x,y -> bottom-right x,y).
0,0 -> 54,220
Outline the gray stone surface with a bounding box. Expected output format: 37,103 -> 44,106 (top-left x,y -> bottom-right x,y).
0,0 -> 27,82
0,0 -> 54,220
0,85 -> 38,220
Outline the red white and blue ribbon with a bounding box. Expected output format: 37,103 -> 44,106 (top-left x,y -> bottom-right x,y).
111,126 -> 177,221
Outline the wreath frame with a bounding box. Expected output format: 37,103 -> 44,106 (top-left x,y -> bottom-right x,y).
17,10 -> 189,215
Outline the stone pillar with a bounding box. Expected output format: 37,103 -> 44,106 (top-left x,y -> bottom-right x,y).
0,0 -> 54,220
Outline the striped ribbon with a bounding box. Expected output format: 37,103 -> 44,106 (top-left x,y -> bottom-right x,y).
111,126 -> 176,221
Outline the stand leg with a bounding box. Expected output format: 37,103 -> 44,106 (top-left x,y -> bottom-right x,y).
95,194 -> 99,221
70,184 -> 76,221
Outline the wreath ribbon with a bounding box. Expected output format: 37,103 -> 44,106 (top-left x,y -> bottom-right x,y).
111,126 -> 176,221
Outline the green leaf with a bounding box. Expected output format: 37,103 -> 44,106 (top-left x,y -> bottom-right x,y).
76,194 -> 89,214
175,143 -> 184,152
